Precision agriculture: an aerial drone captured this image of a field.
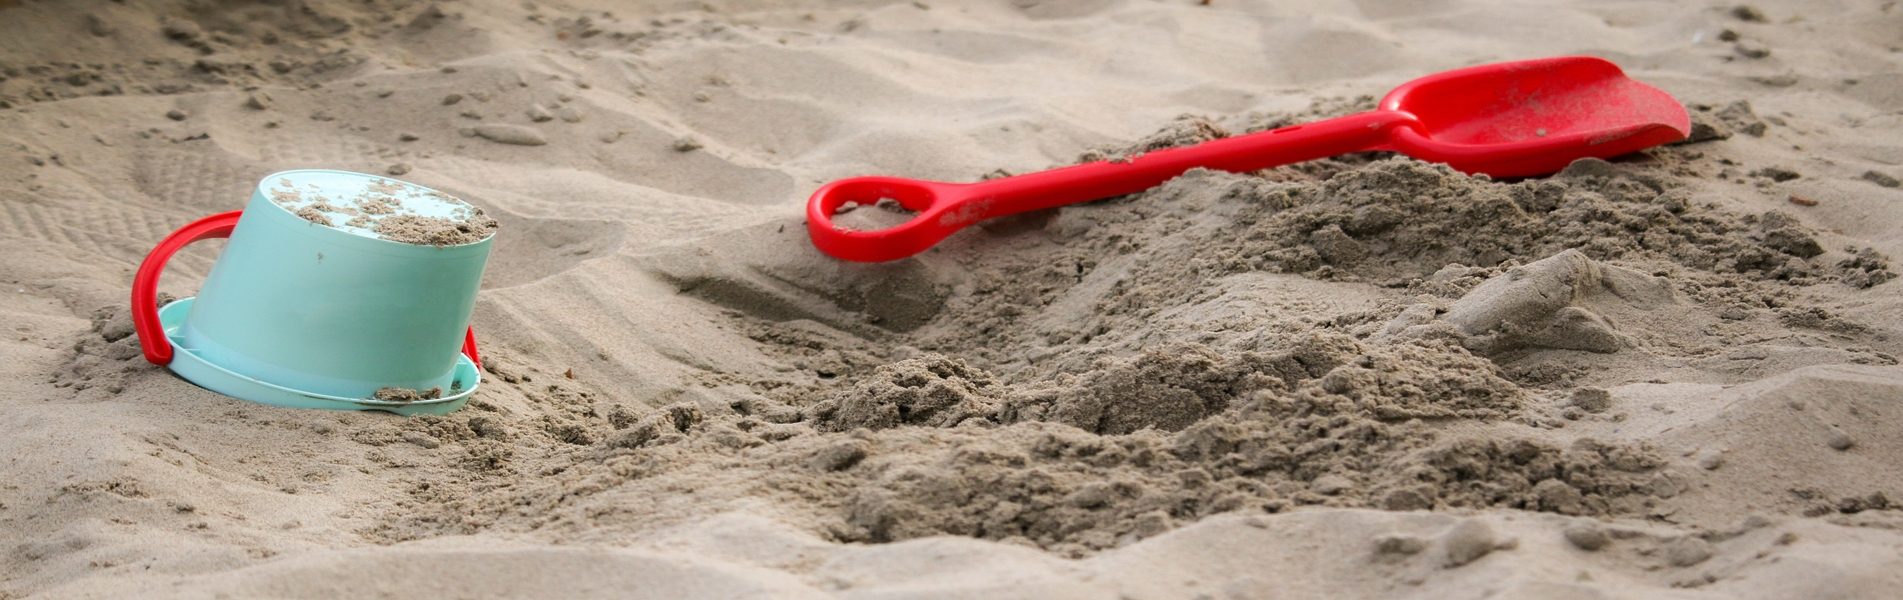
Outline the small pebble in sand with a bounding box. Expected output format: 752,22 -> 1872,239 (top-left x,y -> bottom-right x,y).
1734,41 -> 1771,59
808,440 -> 868,472
1787,194 -> 1818,207
1441,520 -> 1497,568
473,124 -> 548,146
1130,511 -> 1174,539
1737,515 -> 1775,531
373,386 -> 443,402
1570,388 -> 1612,413
386,163 -> 411,176
442,93 -> 464,106
166,108 -> 188,121
83,13 -> 115,37
1862,170 -> 1900,188
1310,474 -> 1354,496
1557,157 -> 1619,179
1063,483 -> 1115,509
555,105 -> 582,123
160,18 -> 202,41
1827,428 -> 1856,451
400,431 -> 441,449
1731,5 -> 1767,22
598,130 -> 624,144
398,132 -> 420,142
527,104 -> 555,122
1534,479 -> 1587,513
1696,450 -> 1725,470
1564,522 -> 1610,551
1373,534 -> 1426,557
1664,537 -> 1714,567
672,136 -> 703,152
1381,488 -> 1431,511
243,92 -> 272,111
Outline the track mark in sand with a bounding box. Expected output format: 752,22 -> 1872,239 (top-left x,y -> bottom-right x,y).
0,197 -> 73,245
481,214 -> 628,289
642,221 -> 950,337
131,148 -> 262,210
0,195 -> 218,275
1004,0 -> 1119,20
419,156 -> 765,235
254,136 -> 403,171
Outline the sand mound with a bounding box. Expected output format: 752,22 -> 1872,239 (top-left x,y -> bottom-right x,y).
195,119 -> 1896,563
1100,157 -> 1882,286
371,151 -> 1836,556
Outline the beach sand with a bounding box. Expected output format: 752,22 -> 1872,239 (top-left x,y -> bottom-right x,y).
3,0 -> 1902,597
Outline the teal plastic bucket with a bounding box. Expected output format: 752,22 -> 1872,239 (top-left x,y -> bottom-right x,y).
131,170 -> 495,415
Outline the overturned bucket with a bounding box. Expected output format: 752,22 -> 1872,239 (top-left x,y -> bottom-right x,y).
131,169 -> 496,415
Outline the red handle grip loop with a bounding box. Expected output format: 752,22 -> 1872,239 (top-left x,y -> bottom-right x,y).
133,211 -> 240,365
132,210 -> 482,369
805,177 -> 960,263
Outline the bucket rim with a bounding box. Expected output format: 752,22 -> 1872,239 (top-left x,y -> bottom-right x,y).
254,168 -> 497,250
160,296 -> 479,415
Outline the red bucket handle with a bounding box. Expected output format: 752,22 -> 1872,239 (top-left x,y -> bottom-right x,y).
131,210 -> 482,369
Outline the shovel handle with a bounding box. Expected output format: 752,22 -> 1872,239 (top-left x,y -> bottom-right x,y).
131,210 -> 483,369
806,110 -> 1418,262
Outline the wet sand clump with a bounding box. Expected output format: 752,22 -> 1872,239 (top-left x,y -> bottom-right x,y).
374,211 -> 499,247
294,206 -> 334,226
374,386 -> 444,402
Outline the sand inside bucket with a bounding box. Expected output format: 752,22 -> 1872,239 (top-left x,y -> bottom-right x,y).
268,173 -> 498,247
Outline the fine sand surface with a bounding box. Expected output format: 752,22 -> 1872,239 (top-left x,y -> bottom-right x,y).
4,0 -> 1903,598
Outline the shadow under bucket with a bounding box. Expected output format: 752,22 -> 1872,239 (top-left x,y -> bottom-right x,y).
131,170 -> 496,415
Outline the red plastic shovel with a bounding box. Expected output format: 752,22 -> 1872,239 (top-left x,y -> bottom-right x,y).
805,56 -> 1689,262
